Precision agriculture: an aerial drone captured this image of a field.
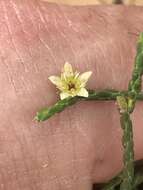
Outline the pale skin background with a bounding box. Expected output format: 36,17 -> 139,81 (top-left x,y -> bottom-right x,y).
41,0 -> 113,5
0,0 -> 143,190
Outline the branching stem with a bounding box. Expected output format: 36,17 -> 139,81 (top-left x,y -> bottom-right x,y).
35,33 -> 143,190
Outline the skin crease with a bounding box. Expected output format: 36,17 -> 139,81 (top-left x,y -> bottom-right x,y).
0,0 -> 143,189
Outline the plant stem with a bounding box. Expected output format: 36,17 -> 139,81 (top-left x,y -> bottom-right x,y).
119,32 -> 143,190
102,172 -> 122,190
101,168 -> 143,190
35,90 -> 143,122
119,111 -> 134,190
128,33 -> 143,113
101,160 -> 143,190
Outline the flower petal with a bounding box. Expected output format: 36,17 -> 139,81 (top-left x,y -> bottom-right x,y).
77,88 -> 88,97
48,76 -> 62,87
63,62 -> 73,77
74,71 -> 80,79
60,92 -> 70,100
78,71 -> 92,87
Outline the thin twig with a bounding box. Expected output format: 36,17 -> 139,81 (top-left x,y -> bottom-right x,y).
118,33 -> 143,190
119,110 -> 134,190
35,90 -> 143,122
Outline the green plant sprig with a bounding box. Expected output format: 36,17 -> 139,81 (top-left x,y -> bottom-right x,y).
35,90 -> 143,122
116,33 -> 143,190
119,109 -> 134,190
101,160 -> 143,190
35,33 -> 143,189
128,33 -> 143,113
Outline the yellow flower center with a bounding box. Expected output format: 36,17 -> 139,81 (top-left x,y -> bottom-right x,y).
68,82 -> 76,90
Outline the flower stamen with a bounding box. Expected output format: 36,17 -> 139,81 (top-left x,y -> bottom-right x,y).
68,82 -> 75,90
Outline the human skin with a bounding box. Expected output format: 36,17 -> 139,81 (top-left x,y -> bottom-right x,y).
41,0 -> 113,5
0,1 -> 143,190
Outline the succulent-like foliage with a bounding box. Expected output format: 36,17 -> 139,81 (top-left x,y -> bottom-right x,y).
35,33 -> 143,190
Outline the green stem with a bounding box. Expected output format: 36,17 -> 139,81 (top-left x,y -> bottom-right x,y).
35,90 -> 143,122
101,160 -> 143,190
102,172 -> 122,190
119,33 -> 143,190
120,112 -> 134,190
101,170 -> 143,190
128,33 -> 143,113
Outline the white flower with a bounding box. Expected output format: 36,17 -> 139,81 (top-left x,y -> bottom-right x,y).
49,62 -> 92,100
